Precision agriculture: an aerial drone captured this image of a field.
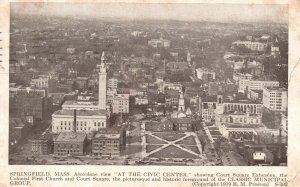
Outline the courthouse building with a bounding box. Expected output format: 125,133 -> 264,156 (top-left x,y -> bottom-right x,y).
52,109 -> 107,133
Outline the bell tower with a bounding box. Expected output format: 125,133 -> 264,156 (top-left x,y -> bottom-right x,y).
178,92 -> 185,111
98,51 -> 107,110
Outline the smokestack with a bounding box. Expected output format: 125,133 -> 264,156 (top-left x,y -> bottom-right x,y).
279,128 -> 282,144
73,110 -> 77,132
278,128 -> 282,160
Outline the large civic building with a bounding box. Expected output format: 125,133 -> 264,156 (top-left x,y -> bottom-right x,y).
201,95 -> 262,122
232,40 -> 267,51
51,52 -> 109,133
52,109 -> 107,133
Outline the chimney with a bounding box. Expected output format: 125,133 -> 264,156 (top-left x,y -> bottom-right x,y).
279,128 -> 282,144
73,110 -> 77,132
278,128 -> 282,160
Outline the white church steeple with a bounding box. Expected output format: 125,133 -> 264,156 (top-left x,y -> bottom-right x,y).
178,91 -> 185,111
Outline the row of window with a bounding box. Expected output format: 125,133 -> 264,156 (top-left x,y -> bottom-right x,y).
220,117 -> 259,123
269,101 -> 282,104
56,126 -> 93,131
94,122 -> 105,127
57,149 -> 80,152
270,98 -> 282,100
93,140 -> 119,144
57,144 -> 80,148
93,145 -> 119,149
60,121 -> 105,126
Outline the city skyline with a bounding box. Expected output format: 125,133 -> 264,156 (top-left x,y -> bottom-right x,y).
11,2 -> 288,23
9,2 -> 288,166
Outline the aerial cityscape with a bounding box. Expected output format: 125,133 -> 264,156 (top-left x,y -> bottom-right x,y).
9,3 -> 288,166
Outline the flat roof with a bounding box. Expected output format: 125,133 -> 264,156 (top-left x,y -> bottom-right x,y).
230,111 -> 246,115
63,100 -> 98,106
171,117 -> 192,124
114,94 -> 129,99
264,87 -> 287,91
53,109 -> 107,116
250,90 -> 263,94
224,99 -> 261,104
55,132 -> 86,142
94,133 -> 120,139
224,123 -> 263,129
10,118 -> 26,127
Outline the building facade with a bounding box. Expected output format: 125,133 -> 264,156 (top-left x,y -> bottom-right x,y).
237,79 -> 279,93
162,118 -> 193,132
62,100 -> 99,111
216,111 -> 262,126
263,87 -> 287,112
232,40 -> 267,51
92,128 -> 126,157
31,139 -> 53,155
52,109 -> 107,133
135,97 -> 148,105
54,132 -> 87,156
11,92 -> 47,120
108,78 -> 118,90
195,68 -> 216,81
201,95 -> 262,122
112,94 -> 130,114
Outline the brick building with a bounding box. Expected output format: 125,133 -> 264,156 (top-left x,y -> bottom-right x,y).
162,118 -> 194,132
31,138 -> 53,155
92,128 -> 126,157
54,132 -> 87,156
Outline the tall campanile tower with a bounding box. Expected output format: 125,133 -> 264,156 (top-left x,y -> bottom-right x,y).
98,51 -> 107,110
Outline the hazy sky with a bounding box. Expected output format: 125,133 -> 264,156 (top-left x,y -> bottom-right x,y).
11,2 -> 288,23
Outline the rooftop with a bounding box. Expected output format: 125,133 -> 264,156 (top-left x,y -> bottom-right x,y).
196,67 -> 215,73
171,117 -> 192,124
223,123 -> 263,129
223,111 -> 261,117
224,99 -> 261,104
63,100 -> 98,106
10,118 -> 26,127
55,132 -> 87,142
250,89 -> 263,94
264,87 -> 287,92
202,96 -> 217,102
53,109 -> 107,116
230,111 -> 247,115
114,94 -> 130,99
94,133 -> 120,139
